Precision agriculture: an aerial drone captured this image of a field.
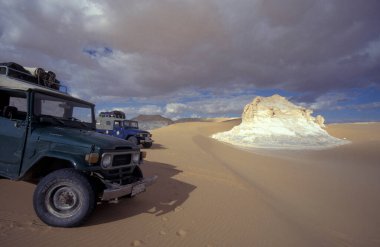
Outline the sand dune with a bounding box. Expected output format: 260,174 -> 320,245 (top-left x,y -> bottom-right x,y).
1,121 -> 380,246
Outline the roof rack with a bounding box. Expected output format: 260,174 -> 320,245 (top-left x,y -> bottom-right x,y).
99,111 -> 126,119
0,63 -> 68,94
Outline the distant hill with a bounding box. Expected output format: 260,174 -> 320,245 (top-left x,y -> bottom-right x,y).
174,118 -> 208,123
131,115 -> 173,123
131,115 -> 173,130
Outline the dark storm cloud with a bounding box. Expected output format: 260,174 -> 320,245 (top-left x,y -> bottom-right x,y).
0,0 -> 379,102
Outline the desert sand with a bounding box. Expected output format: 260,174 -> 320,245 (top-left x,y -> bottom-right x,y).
1,120 -> 380,247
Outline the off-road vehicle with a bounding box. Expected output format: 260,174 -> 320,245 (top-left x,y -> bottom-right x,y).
0,63 -> 156,227
97,111 -> 153,148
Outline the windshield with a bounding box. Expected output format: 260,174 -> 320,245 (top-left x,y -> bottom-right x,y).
123,120 -> 138,129
33,92 -> 95,129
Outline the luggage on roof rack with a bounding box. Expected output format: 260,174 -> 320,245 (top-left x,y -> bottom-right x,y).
24,67 -> 61,89
99,111 -> 126,119
0,62 -> 37,83
0,62 -> 30,74
0,62 -> 64,92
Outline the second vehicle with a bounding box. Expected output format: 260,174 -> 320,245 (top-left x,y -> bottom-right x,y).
97,111 -> 154,148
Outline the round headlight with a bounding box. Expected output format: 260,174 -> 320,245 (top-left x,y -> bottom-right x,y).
101,154 -> 112,169
132,153 -> 140,163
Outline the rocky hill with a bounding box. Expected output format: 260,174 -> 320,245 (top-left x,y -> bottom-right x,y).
212,94 -> 349,149
131,115 -> 173,130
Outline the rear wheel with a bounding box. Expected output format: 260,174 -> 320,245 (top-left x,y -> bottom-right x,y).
33,169 -> 95,227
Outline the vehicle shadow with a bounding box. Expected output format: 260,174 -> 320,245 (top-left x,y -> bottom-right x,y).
85,161 -> 196,226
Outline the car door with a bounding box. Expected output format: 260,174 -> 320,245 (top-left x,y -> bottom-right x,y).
0,89 -> 28,178
114,120 -> 124,139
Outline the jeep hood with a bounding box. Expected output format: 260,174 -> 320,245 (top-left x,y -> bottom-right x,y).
36,127 -> 137,150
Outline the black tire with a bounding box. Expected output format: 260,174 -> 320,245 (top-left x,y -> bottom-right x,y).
127,136 -> 138,145
33,168 -> 95,228
142,142 -> 153,148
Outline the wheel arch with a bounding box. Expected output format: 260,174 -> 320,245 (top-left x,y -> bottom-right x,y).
22,157 -> 76,184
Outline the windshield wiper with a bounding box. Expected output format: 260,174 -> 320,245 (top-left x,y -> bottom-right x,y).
69,117 -> 88,127
39,115 -> 65,126
67,117 -> 90,128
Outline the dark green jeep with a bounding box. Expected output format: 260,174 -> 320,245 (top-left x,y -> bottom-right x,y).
0,64 -> 156,227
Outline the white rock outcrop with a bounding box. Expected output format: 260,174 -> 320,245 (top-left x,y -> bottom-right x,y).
212,94 -> 349,149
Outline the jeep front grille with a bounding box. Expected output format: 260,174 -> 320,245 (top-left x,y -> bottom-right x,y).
99,150 -> 139,185
112,154 -> 131,167
101,167 -> 139,185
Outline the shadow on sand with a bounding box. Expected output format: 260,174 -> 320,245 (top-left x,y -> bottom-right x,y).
85,161 -> 196,226
146,143 -> 167,150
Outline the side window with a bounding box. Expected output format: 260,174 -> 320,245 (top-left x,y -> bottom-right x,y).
0,90 -> 27,121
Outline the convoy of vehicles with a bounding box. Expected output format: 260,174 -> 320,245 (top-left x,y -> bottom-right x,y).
0,62 -> 156,227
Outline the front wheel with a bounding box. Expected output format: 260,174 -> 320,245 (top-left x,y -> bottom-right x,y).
33,169 -> 95,227
127,136 -> 138,145
142,142 -> 153,148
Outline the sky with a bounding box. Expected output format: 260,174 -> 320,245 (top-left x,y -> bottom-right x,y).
1,0 -> 379,122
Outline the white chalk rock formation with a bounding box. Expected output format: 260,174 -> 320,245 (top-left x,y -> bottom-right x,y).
212,94 -> 349,149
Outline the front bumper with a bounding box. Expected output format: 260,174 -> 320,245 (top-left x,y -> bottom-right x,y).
139,137 -> 153,144
101,175 -> 158,201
